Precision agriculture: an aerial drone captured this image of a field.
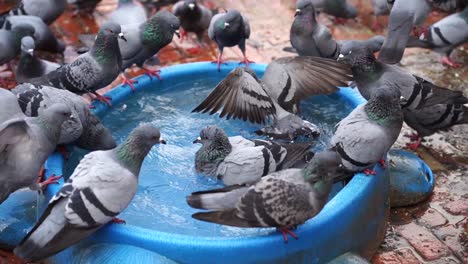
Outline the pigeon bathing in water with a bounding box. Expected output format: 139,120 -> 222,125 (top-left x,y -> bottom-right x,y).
407,6 -> 468,67
192,56 -> 352,140
12,83 -> 116,150
208,9 -> 251,71
0,88 -> 71,205
16,36 -> 60,83
0,24 -> 35,65
187,150 -> 351,243
27,22 -> 126,106
172,0 -> 213,49
330,84 -> 404,175
0,0 -> 67,26
194,125 -> 314,186
108,0 -> 148,26
14,124 -> 166,262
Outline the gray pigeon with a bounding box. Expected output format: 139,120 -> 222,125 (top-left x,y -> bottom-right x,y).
3,15 -> 65,53
291,1 -> 384,58
172,0 -> 213,46
68,0 -> 102,15
12,83 -> 116,150
16,36 -> 60,83
371,0 -> 390,30
192,56 -> 352,140
194,125 -> 314,186
0,0 -> 67,26
406,6 -> 468,67
0,23 -> 35,65
13,124 -> 166,262
339,47 -> 468,110
378,0 -> 431,64
108,0 -> 148,26
429,0 -> 467,11
27,22 -> 126,106
208,9 -> 251,71
0,88 -> 71,205
321,0 -> 358,23
187,150 -> 350,243
330,85 -> 403,175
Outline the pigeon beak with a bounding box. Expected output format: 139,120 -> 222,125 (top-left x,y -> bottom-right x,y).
159,138 -> 167,144
295,9 -> 301,17
193,137 -> 202,144
224,22 -> 230,28
188,3 -> 195,10
175,30 -> 180,39
27,48 -> 34,56
337,54 -> 345,61
118,32 -> 127,42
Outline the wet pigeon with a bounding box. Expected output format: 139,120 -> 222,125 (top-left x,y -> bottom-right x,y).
192,56 -> 352,140
330,85 -> 403,175
0,0 -> 67,26
0,88 -> 71,205
0,24 -> 34,65
339,47 -> 468,110
3,15 -> 65,53
12,83 -> 116,150
16,36 -> 60,83
187,150 -> 350,242
108,0 -> 148,25
13,124 -> 166,262
117,10 -> 180,90
407,6 -> 468,67
291,1 -> 384,58
194,125 -> 314,186
208,9 -> 251,71
378,0 -> 431,64
172,0 -> 213,46
27,22 -> 126,105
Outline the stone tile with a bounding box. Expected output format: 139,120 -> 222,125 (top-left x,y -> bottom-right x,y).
418,209 -> 448,228
397,223 -> 450,261
442,199 -> 468,216
371,248 -> 421,264
433,224 -> 468,263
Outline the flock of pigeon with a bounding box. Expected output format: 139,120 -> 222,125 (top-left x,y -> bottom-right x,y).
0,0 -> 466,262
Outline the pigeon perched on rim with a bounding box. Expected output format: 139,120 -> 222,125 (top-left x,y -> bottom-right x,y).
194,125 -> 314,186
0,0 -> 67,26
13,123 -> 166,262
192,56 -> 352,140
16,36 -> 60,83
0,88 -> 71,205
0,23 -> 35,65
208,9 -> 251,71
172,0 -> 213,48
187,150 -> 351,243
26,22 -> 127,106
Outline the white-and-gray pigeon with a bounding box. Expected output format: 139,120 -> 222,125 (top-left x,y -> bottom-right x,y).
108,0 -> 148,26
0,0 -> 67,26
0,23 -> 34,65
172,0 -> 213,46
192,56 -> 352,140
187,150 -> 350,243
12,83 -> 116,150
26,22 -> 126,106
13,123 -> 166,262
16,36 -> 60,83
194,125 -> 314,186
208,9 -> 251,71
0,88 -> 71,205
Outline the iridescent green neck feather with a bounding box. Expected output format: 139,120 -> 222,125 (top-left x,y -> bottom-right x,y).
116,134 -> 153,175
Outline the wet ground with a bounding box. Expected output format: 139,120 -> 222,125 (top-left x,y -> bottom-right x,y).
0,0 -> 467,263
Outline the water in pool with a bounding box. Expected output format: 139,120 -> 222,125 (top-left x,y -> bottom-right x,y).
64,77 -> 356,237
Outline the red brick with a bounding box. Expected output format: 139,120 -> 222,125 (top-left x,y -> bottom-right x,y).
418,209 -> 448,228
397,223 -> 450,261
442,199 -> 468,216
433,224 -> 468,263
371,248 -> 421,264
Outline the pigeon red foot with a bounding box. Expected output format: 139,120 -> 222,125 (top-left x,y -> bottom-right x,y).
112,217 -> 126,224
121,75 -> 138,92
364,169 -> 377,176
143,67 -> 162,80
91,92 -> 112,106
212,54 -> 227,72
440,56 -> 462,68
277,227 -> 298,243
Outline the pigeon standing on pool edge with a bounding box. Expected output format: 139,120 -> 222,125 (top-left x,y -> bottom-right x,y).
13,124 -> 166,262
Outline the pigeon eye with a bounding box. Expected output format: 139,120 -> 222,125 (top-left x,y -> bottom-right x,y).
348,50 -> 352,54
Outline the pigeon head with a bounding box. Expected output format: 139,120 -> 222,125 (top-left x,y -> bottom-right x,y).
38,103 -> 72,140
12,24 -> 35,43
184,0 -> 198,11
217,10 -> 243,32
338,46 -> 379,75
194,125 -> 230,147
194,125 -> 232,173
365,85 -> 403,125
144,11 -> 181,47
99,21 -> 126,41
75,114 -> 117,151
302,151 -> 337,196
20,36 -> 35,56
92,22 -> 125,64
295,0 -> 315,17
292,0 -> 316,34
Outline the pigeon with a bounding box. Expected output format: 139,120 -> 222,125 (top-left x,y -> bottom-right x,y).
108,0 -> 148,26
12,83 -> 116,150
13,124 -> 166,262
0,23 -> 35,65
339,46 -> 468,110
3,15 -> 65,53
403,104 -> 468,150
193,125 -> 314,186
0,0 -> 67,26
378,0 -> 431,64
430,0 -> 467,11
406,6 -> 468,67
27,22 -> 126,106
321,0 -> 358,23
16,36 -> 60,83
371,0 -> 390,30
208,9 -> 251,71
139,0 -> 179,15
68,0 -> 102,15
187,150 -> 350,243
172,0 -> 213,47
192,56 -> 352,140
290,1 -> 384,58
117,10 -> 180,90
330,84 -> 403,175
0,88 -> 71,205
